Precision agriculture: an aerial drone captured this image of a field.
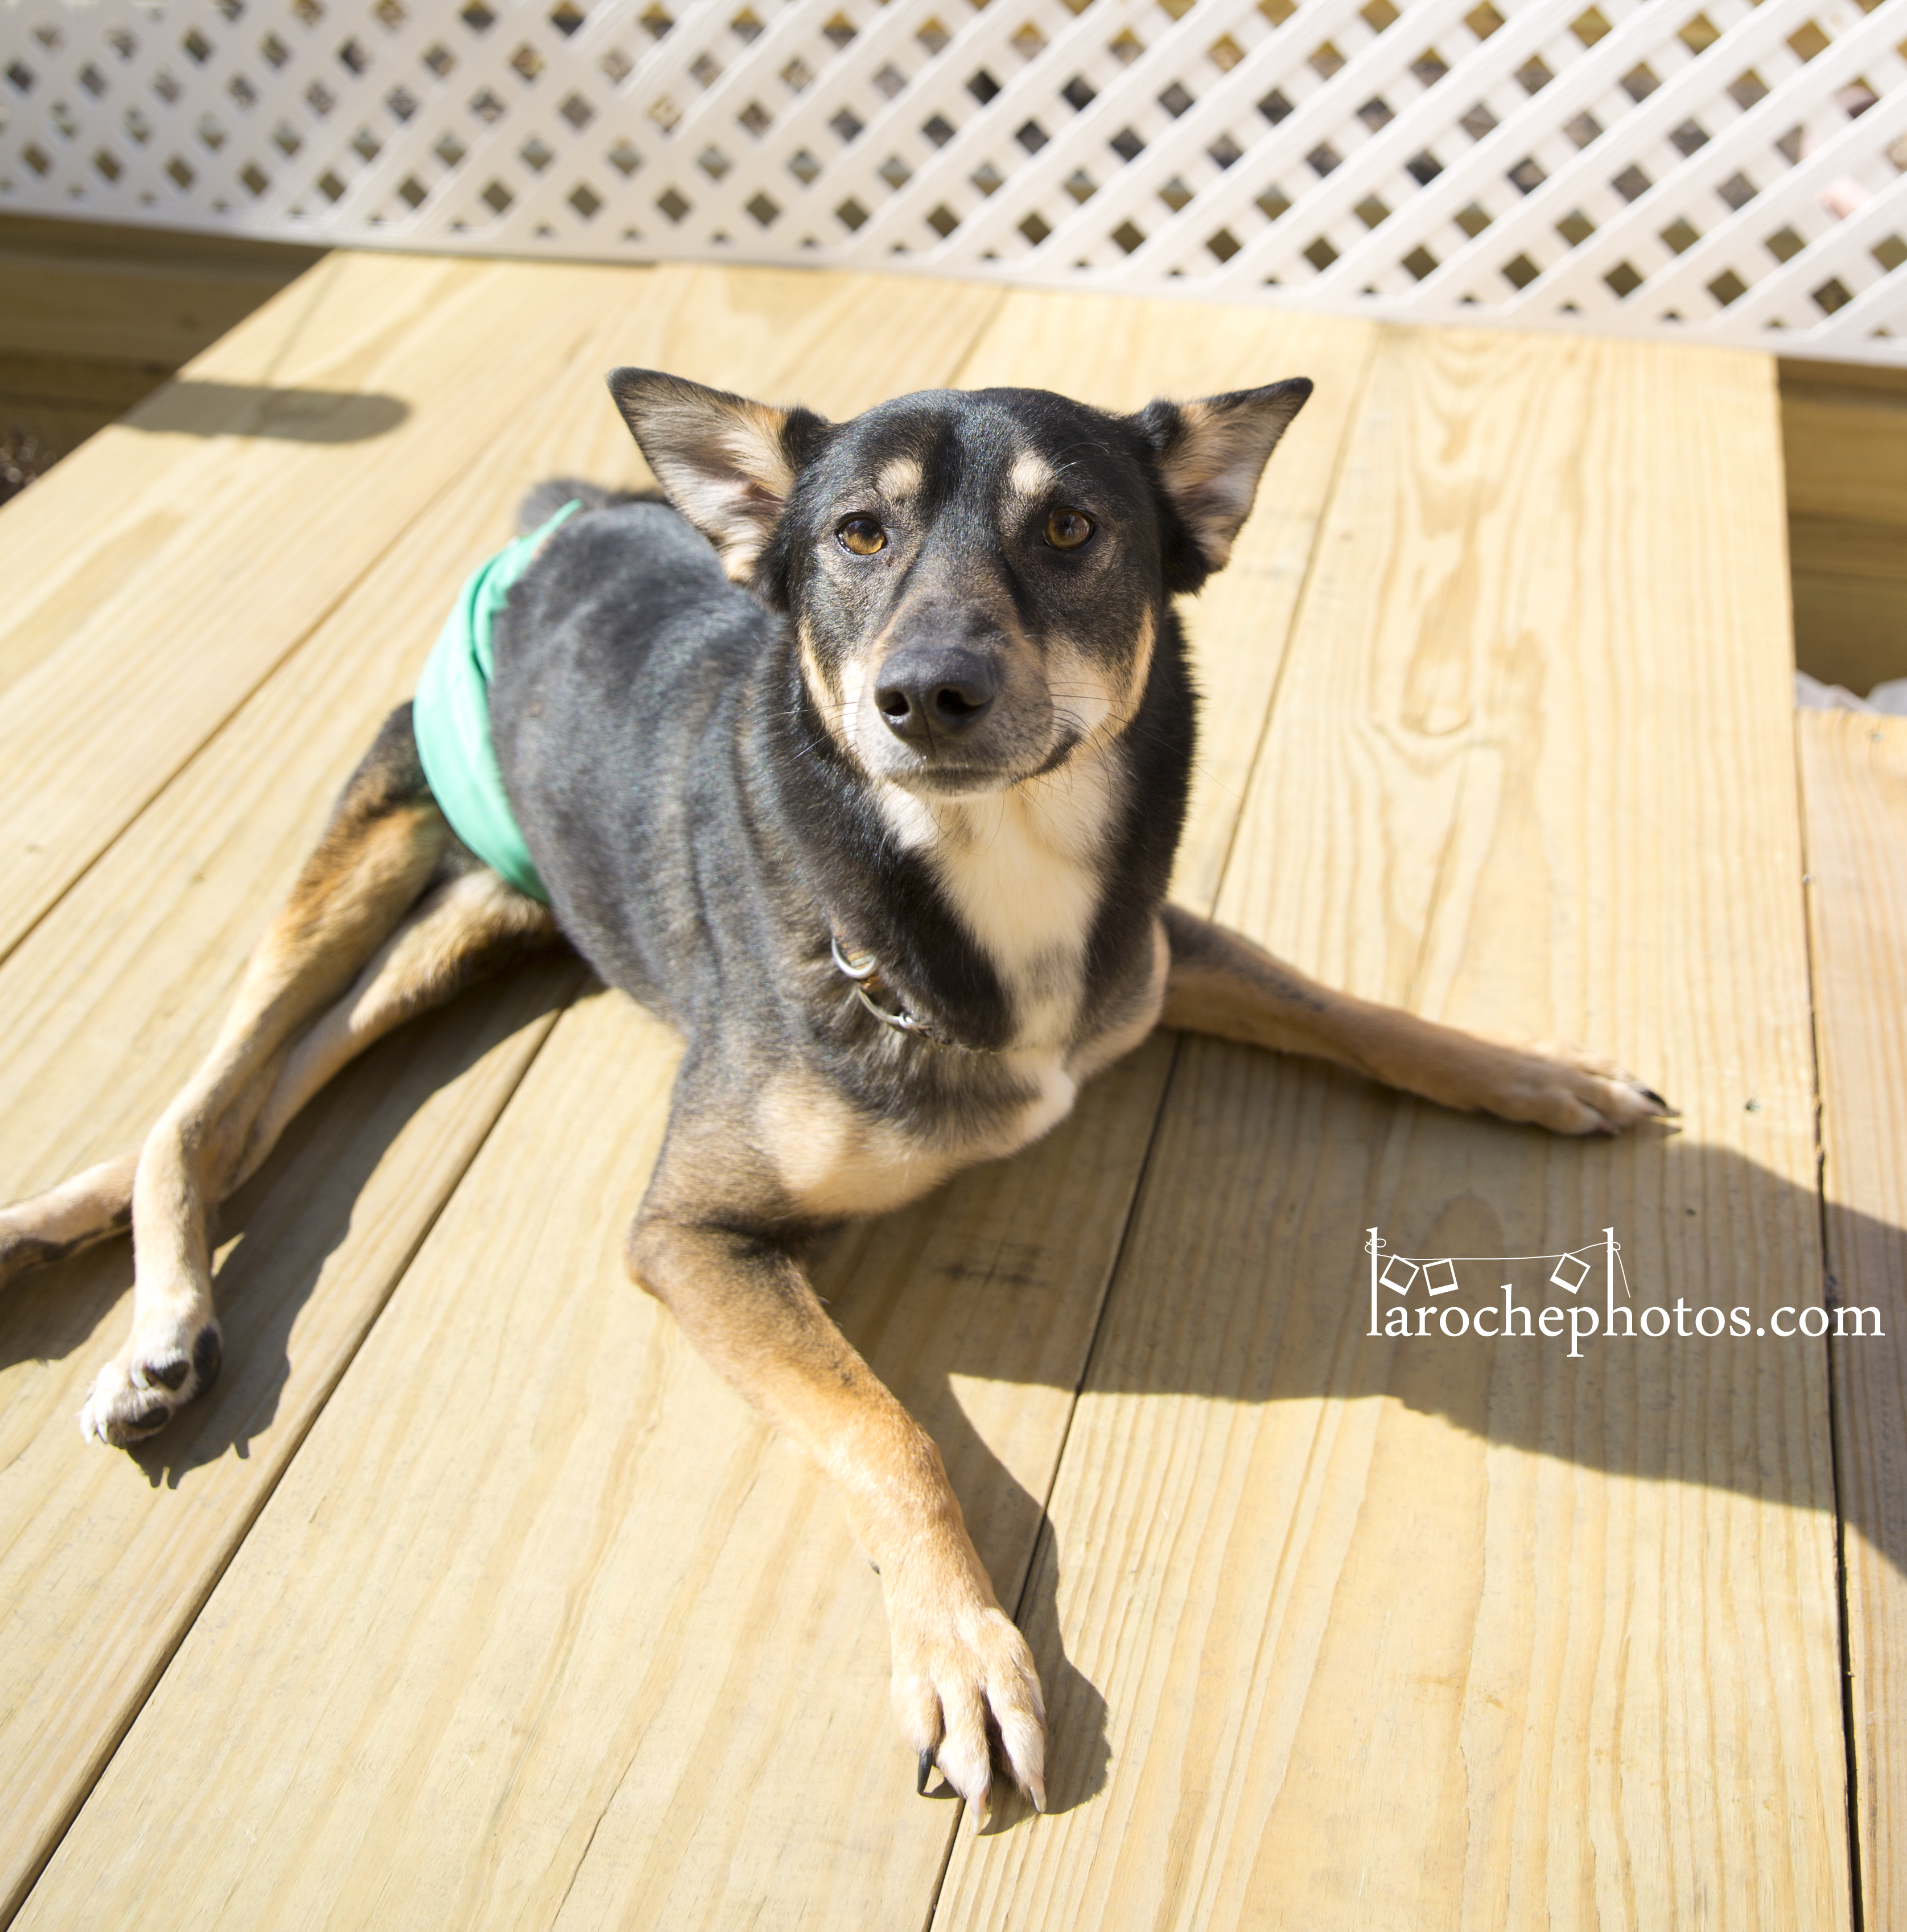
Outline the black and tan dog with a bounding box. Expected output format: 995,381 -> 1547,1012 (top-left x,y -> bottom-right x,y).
0,367 -> 1670,1827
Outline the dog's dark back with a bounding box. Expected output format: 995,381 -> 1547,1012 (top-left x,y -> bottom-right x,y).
493,500 -> 769,1032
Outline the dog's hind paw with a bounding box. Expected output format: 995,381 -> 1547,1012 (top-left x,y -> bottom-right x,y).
79,1320 -> 223,1448
1481,1040 -> 1677,1137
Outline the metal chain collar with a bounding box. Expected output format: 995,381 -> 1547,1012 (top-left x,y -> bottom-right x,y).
828,932 -> 994,1054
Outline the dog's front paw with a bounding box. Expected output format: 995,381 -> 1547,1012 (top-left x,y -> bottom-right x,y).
79,1319 -> 222,1448
888,1581 -> 1046,1831
1485,1040 -> 1675,1137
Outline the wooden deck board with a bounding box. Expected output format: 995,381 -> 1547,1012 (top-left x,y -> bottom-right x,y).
0,275 -> 689,1907
937,328 -> 1850,1927
13,1001 -> 1173,1932
1798,708 -> 1907,1930
0,212 -> 323,370
0,263 -> 1879,1929
0,299 -> 652,1921
0,261 -> 1003,1923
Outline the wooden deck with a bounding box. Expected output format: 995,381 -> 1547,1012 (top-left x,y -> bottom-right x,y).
0,250 -> 1897,1929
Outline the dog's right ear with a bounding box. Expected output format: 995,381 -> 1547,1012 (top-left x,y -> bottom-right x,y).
1132,377 -> 1313,591
607,369 -> 829,583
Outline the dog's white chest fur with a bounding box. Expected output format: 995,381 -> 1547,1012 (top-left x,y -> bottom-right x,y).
880,756 -> 1117,1054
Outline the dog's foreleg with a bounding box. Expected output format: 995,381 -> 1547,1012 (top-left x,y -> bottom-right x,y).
627,1196 -> 1046,1829
1159,905 -> 1673,1134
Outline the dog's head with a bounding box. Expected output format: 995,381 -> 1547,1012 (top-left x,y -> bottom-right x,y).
608,369 -> 1309,800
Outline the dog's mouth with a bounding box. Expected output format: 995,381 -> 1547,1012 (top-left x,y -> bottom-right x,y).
880,724 -> 1087,799
885,761 -> 1024,800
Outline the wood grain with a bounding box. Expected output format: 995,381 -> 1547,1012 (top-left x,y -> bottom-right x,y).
15,998 -> 1177,1931
1798,708 -> 1907,1932
0,250 -> 477,701
937,328 -> 1851,1929
1780,366 -> 1907,694
1781,358 -> 1907,402
0,261 -> 1004,1923
1790,515 -> 1907,587
11,283 -> 1844,1930
1791,574 -> 1907,697
0,211 -> 322,365
0,348 -> 173,468
0,296 -> 652,1923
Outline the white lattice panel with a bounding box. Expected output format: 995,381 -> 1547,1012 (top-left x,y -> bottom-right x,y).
5,0 -> 1905,360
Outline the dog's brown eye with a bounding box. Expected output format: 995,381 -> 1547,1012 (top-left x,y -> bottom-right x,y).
837,516 -> 886,556
1045,508 -> 1094,550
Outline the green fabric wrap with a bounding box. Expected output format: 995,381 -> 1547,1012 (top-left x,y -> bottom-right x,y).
411,499 -> 580,904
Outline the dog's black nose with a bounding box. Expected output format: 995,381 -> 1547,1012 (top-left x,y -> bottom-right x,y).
874,646 -> 996,742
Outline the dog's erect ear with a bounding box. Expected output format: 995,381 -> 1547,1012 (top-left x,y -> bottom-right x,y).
607,369 -> 829,583
1133,378 -> 1313,587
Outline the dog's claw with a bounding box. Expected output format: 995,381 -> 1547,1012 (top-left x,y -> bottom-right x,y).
917,1749 -> 934,1796
1481,1040 -> 1680,1137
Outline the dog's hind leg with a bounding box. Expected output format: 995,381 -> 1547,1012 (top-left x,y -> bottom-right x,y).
226,864 -> 557,1199
2,839 -> 558,1335
73,860 -> 554,1449
0,1152 -> 142,1283
60,706 -> 545,1448
72,711 -> 445,1445
1158,904 -> 1675,1135
3,711 -> 436,1312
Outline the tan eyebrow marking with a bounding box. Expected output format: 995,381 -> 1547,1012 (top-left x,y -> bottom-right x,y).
1007,451 -> 1057,503
877,455 -> 924,501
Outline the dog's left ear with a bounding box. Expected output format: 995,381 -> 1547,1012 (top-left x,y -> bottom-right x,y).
1133,378 -> 1313,588
607,368 -> 829,583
